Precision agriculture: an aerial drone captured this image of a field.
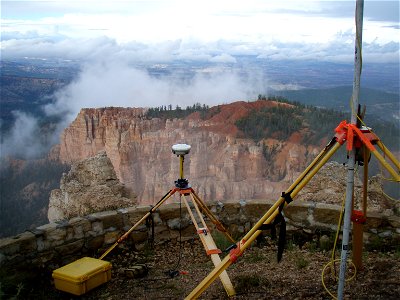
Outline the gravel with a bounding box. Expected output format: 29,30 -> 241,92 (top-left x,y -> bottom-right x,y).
17,236 -> 400,300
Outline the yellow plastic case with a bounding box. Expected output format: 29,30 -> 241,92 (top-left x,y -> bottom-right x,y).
52,257 -> 112,295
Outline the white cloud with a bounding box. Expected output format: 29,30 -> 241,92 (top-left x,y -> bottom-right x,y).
0,56 -> 265,160
0,111 -> 49,159
1,0 -> 398,63
2,32 -> 398,65
1,1 -> 398,160
209,54 -> 237,63
44,60 -> 265,124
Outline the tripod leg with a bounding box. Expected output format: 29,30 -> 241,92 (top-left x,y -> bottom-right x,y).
189,194 -> 208,230
182,195 -> 236,297
182,195 -> 201,232
376,140 -> 400,170
362,148 -> 369,216
370,149 -> 400,181
185,140 -> 342,299
190,190 -> 235,243
99,189 -> 176,260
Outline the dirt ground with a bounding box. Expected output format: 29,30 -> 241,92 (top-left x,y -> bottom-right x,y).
5,235 -> 400,300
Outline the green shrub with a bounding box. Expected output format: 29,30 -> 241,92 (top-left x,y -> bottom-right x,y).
296,256 -> 309,269
235,274 -> 268,293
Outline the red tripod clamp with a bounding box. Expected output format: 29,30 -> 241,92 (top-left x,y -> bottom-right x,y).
335,121 -> 376,152
351,210 -> 366,224
229,240 -> 245,263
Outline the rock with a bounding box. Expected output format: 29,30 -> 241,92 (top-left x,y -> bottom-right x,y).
51,103 -> 392,218
48,151 -> 135,222
296,162 -> 391,213
319,235 -> 331,251
378,230 -> 393,238
123,264 -> 148,278
104,230 -> 119,245
56,104 -> 318,205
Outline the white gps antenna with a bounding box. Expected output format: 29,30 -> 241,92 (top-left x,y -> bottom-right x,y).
172,144 -> 191,188
172,143 -> 191,156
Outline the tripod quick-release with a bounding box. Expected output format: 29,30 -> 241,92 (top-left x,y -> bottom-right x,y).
229,241 -> 245,263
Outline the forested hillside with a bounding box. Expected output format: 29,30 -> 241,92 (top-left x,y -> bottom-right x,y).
146,102 -> 210,119
144,96 -> 399,151
276,86 -> 400,125
0,76 -> 68,130
0,159 -> 69,237
235,96 -> 399,150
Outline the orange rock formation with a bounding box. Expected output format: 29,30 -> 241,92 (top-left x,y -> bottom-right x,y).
58,101 -> 319,204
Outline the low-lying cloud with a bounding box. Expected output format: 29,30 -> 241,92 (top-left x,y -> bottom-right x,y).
1,59 -> 266,160
45,60 -> 265,124
0,111 -> 50,159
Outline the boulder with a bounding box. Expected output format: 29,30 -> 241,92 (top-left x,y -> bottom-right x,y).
48,151 -> 135,222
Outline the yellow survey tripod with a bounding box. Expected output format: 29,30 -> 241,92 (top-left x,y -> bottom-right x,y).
185,122 -> 399,299
99,143 -> 236,297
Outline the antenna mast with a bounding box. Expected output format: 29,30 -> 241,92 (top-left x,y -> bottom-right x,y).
337,0 -> 364,299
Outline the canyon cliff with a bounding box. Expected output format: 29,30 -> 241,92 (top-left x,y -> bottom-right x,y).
49,99 -> 397,222
57,100 -> 321,206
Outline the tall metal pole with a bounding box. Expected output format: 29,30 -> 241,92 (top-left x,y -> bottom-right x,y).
337,0 -> 364,299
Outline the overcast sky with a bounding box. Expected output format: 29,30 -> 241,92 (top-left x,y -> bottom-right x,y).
1,0 -> 399,159
1,0 -> 399,63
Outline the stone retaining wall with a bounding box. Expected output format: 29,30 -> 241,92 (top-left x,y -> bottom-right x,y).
1,200 -> 399,270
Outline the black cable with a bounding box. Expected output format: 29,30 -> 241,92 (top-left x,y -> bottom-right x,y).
165,195 -> 183,278
145,214 -> 155,248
